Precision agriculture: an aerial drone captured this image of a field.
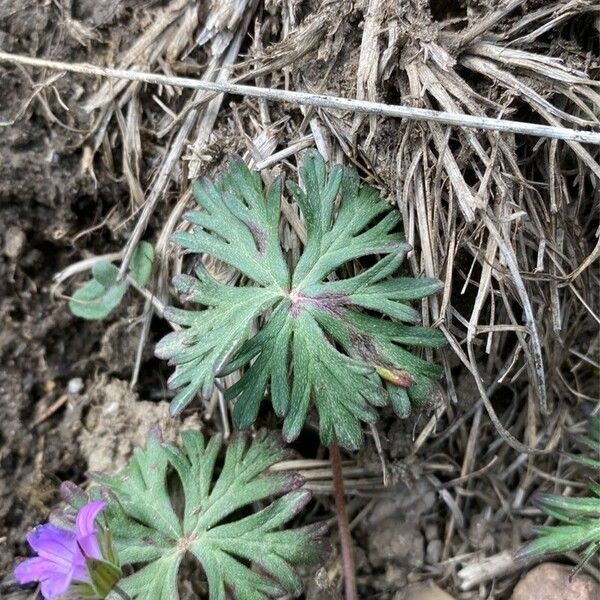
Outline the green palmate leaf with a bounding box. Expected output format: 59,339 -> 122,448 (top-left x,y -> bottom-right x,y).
69,242 -> 154,320
157,152 -> 445,449
518,415 -> 600,571
96,430 -> 324,600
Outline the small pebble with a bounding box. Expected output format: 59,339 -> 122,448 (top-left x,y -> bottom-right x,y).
426,539 -> 442,564
400,582 -> 456,600
382,564 -> 407,590
4,226 -> 26,258
67,377 -> 84,394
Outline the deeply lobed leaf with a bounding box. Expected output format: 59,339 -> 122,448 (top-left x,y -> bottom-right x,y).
159,152 -> 445,449
95,430 -> 324,600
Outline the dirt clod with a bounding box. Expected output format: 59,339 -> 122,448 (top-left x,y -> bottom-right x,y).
367,518 -> 424,569
80,378 -> 202,474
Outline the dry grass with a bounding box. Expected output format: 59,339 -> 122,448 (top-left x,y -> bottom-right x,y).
2,0 -> 599,597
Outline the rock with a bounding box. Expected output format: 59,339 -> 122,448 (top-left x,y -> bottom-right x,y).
396,581 -> 455,600
383,564 -> 408,590
3,226 -> 25,258
372,563 -> 409,592
79,378 -> 201,473
367,518 -> 424,568
67,377 -> 84,394
426,539 -> 442,564
511,562 -> 599,600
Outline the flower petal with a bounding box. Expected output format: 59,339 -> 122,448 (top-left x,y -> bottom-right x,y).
75,500 -> 106,540
71,550 -> 92,583
14,557 -> 67,583
75,500 -> 106,562
15,557 -> 73,600
40,571 -> 73,600
26,525 -> 76,568
76,532 -> 102,562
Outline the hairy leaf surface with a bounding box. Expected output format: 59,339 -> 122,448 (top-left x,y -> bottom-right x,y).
95,431 -> 324,600
157,153 -> 445,449
518,415 -> 600,572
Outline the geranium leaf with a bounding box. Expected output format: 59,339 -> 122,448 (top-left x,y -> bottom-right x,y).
96,431 -> 324,600
159,152 -> 445,448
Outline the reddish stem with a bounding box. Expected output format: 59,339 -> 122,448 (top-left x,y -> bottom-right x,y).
329,440 -> 357,600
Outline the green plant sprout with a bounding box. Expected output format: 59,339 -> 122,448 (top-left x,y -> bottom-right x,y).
517,414 -> 600,574
69,242 -> 154,320
157,152 -> 445,450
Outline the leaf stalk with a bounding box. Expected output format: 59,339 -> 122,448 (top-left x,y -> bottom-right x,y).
330,440 -> 357,600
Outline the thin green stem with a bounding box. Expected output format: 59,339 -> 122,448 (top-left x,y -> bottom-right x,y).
330,440 -> 357,600
112,584 -> 132,600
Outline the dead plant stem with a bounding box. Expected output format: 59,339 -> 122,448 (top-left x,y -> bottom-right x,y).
1,51 -> 599,145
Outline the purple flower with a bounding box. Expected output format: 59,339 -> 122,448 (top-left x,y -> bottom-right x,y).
14,500 -> 106,599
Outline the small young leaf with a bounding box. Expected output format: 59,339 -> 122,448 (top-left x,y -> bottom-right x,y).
130,241 -> 154,285
69,242 -> 155,321
69,264 -> 128,321
92,261 -> 119,287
